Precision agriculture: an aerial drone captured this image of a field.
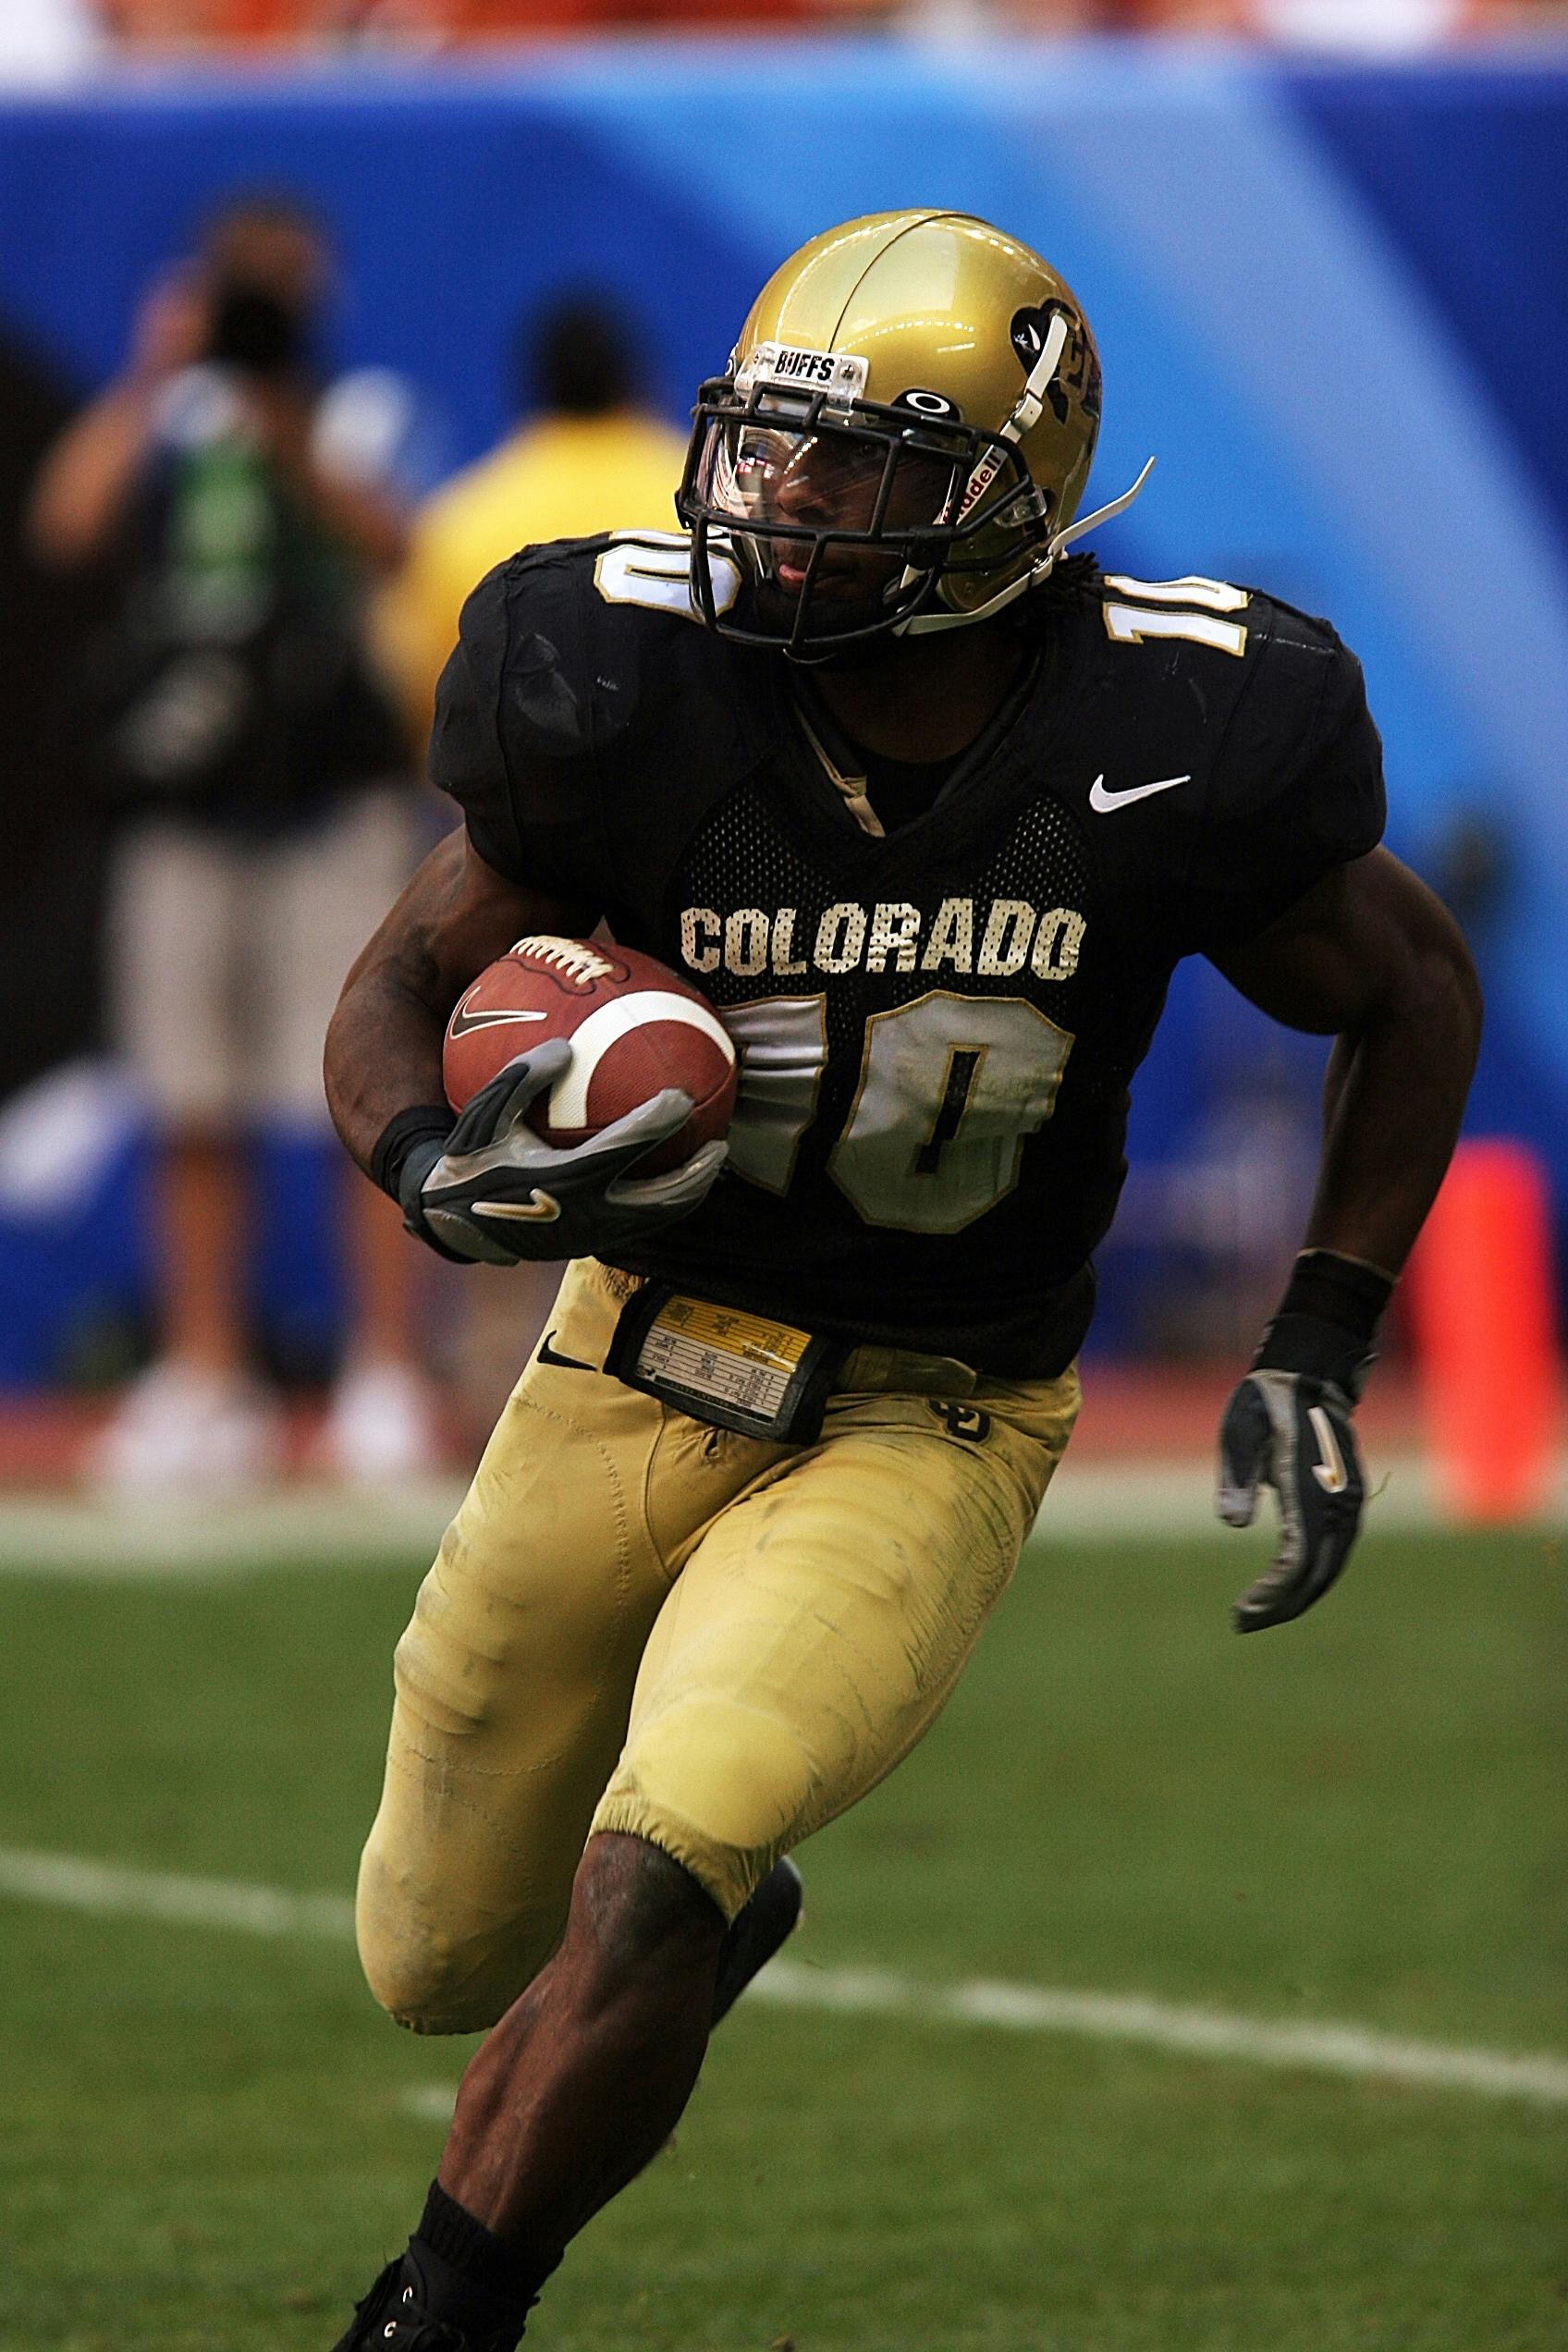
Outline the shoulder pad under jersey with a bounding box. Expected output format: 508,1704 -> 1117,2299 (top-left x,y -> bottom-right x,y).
1038,570 -> 1384,954
430,529 -> 756,893
463,531 -> 744,757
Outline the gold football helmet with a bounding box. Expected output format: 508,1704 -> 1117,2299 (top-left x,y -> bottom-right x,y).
679,208 -> 1151,657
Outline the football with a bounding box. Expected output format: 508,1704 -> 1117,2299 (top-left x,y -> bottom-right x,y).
443,934 -> 738,1174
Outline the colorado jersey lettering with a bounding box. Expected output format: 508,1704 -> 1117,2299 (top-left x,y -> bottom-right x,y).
430,536 -> 1385,1374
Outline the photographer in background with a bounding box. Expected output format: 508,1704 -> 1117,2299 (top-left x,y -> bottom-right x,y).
30,193 -> 441,1492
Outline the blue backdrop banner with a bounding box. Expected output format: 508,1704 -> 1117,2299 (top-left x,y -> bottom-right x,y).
1,43 -> 1563,1376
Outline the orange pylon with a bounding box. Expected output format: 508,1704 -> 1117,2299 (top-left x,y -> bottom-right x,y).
1405,1139 -> 1562,1522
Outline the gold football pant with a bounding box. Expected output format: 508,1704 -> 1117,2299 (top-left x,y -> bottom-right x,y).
357,1259 -> 1079,2034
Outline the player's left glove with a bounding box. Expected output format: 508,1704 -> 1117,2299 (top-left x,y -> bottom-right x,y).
371,1039 -> 726,1268
1216,1249 -> 1393,1634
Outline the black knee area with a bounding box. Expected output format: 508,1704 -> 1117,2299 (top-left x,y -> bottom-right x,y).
574,1831 -> 726,1997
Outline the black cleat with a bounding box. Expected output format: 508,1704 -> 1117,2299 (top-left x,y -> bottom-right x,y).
711,1856 -> 803,2027
330,2254 -> 517,2351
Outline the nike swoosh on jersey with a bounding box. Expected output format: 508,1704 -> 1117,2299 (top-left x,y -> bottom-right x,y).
472,1193 -> 560,1223
1088,771 -> 1192,813
1308,1403 -> 1349,1494
448,1003 -> 549,1040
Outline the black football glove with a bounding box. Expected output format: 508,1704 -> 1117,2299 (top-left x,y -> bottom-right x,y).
1217,1365 -> 1366,1633
398,1037 -> 727,1267
1216,1252 -> 1391,1635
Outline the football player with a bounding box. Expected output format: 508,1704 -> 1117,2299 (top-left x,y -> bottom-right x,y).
322,212 -> 1479,2348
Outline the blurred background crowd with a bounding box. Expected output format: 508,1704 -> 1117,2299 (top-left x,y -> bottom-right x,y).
0,10 -> 1563,1506
6,0 -> 1568,70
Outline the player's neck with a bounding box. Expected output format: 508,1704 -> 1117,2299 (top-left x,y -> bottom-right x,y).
800,617 -> 1031,766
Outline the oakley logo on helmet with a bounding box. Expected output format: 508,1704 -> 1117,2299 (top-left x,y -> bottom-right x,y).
895,388 -> 961,421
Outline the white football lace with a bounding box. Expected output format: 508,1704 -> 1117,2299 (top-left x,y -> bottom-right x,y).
511,936 -> 617,986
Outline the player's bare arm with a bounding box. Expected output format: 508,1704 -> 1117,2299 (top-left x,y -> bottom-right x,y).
1217,845 -> 1482,1278
323,827 -> 581,1173
1208,847 -> 1481,1631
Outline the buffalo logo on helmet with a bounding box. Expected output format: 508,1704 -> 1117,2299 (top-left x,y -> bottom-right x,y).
1010,304 -> 1100,427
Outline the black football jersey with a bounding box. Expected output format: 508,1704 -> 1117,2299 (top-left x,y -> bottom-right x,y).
431,533 -> 1385,1376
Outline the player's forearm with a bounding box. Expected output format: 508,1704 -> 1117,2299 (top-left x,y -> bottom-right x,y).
325,958 -> 450,1177
1301,936 -> 1482,1278
325,827 -> 586,1179
325,832 -> 485,1174
28,381 -> 158,568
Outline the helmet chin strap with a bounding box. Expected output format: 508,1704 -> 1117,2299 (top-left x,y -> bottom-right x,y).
896,456 -> 1157,638
1047,455 -> 1157,561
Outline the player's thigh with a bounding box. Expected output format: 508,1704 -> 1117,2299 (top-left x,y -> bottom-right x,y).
357,1263 -> 778,2029
359,1410 -> 653,2024
594,1372 -> 1078,1920
107,824 -> 246,1127
254,785 -> 417,1123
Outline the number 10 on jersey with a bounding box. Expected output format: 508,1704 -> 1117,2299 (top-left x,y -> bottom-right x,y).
720,990 -> 1072,1235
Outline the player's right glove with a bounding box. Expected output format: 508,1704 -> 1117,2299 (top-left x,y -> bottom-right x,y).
375,1038 -> 727,1267
1216,1249 -> 1393,1635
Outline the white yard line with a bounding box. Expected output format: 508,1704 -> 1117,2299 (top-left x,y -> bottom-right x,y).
742,1963 -> 1568,2104
0,1481 -> 467,1576
3,1843 -> 1565,2110
0,1845 -> 355,1939
2,1454 -> 1560,1575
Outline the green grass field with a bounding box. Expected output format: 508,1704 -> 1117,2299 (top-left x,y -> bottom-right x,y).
1,1520 -> 1564,2352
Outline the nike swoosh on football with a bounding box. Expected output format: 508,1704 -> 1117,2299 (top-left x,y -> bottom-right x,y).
448,1005 -> 548,1039
1088,771 -> 1192,813
537,1331 -> 594,1372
